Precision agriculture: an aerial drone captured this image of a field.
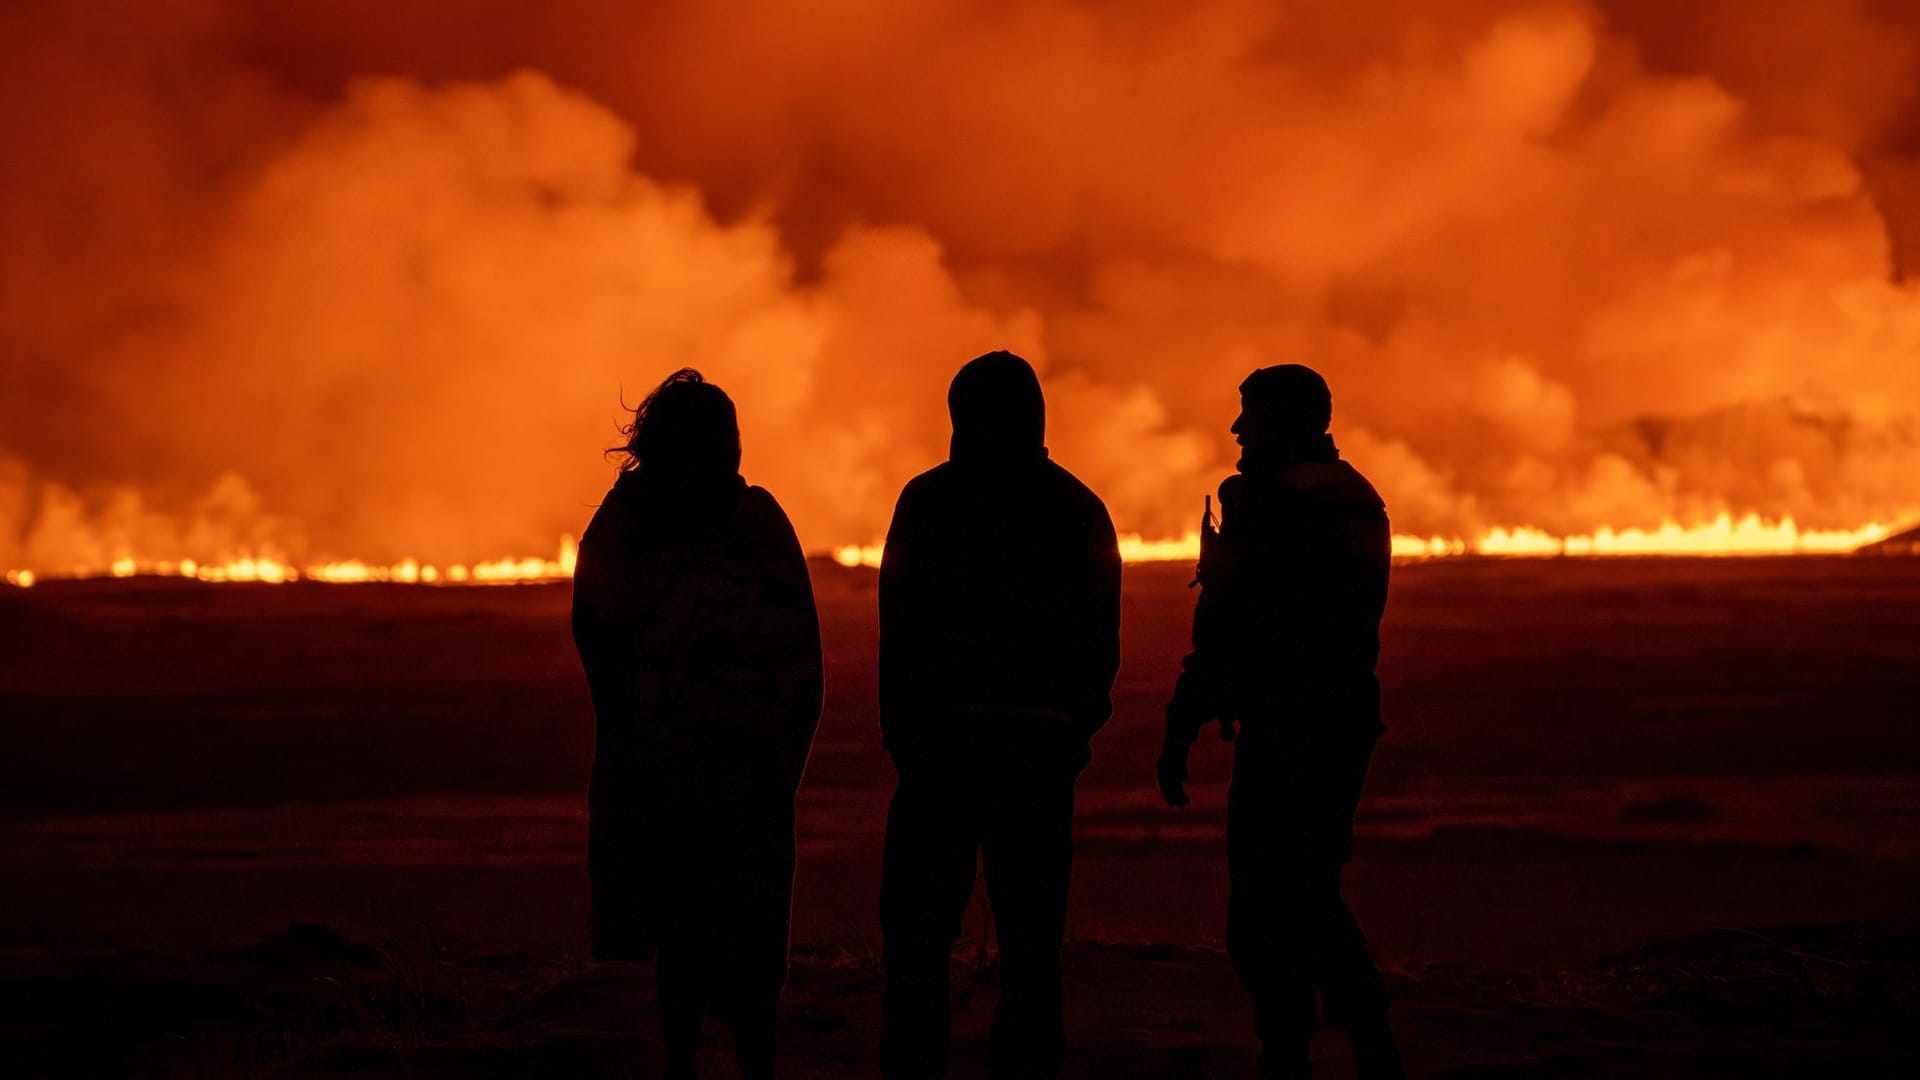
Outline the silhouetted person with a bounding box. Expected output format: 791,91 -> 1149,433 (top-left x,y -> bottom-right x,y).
878,351 -> 1122,1079
1158,365 -> 1404,1079
572,369 -> 823,1080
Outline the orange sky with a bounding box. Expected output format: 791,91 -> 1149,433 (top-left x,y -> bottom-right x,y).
4,1 -> 1920,568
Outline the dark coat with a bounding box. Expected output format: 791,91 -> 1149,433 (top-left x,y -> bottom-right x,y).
1170,448 -> 1390,742
878,441 -> 1121,777
571,469 -> 823,976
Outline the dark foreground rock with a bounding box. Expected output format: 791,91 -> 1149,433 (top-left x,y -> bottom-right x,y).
3,921 -> 1916,1078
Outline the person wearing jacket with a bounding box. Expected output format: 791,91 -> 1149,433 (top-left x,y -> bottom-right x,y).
877,350 -> 1122,1079
572,369 -> 823,1080
1158,364 -> 1405,1080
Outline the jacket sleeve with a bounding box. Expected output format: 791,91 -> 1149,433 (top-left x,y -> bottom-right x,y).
1167,477 -> 1238,744
877,482 -> 925,753
570,517 -> 638,765
1075,496 -> 1123,741
758,492 -> 824,794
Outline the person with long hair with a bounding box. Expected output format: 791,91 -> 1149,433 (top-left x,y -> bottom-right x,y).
572,369 -> 823,1080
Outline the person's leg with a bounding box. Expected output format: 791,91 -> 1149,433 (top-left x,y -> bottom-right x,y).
712,797 -> 797,1080
1307,733 -> 1401,1079
880,772 -> 982,1080
728,1000 -> 778,1080
979,778 -> 1075,1079
1227,743 -> 1318,1079
1230,887 -> 1318,1079
656,945 -> 704,1080
1287,867 -> 1399,1078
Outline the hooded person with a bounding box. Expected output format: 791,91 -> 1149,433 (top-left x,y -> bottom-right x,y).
571,369 -> 823,1080
877,350 -> 1122,1079
1157,364 -> 1405,1080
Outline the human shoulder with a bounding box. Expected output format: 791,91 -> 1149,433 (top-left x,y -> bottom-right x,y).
577,476 -> 641,553
1305,461 -> 1386,513
1042,460 -> 1115,526
892,463 -> 955,510
1335,461 -> 1386,511
740,482 -> 785,517
1040,459 -> 1102,505
908,461 -> 955,489
732,483 -> 802,546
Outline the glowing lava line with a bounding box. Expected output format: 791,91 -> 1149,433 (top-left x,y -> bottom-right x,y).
6,514 -> 1915,588
824,513 -> 1908,568
6,537 -> 579,588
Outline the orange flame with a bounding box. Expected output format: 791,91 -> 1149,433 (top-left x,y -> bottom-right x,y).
7,516 -> 1914,589
5,536 -> 580,588
834,513 -> 1911,570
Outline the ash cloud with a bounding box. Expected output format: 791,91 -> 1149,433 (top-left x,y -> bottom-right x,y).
4,0 -> 1920,568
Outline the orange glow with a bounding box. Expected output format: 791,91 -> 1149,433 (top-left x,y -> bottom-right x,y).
12,6 -> 1920,587
831,543 -> 885,570
1469,516 -> 1897,557
825,513 -> 1915,574
1118,533 -> 1207,564
1114,517 -> 1912,563
5,538 -> 580,587
8,515 -> 1915,588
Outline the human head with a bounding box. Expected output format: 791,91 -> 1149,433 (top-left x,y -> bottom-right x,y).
1233,364 -> 1332,449
948,350 -> 1045,460
614,368 -> 741,477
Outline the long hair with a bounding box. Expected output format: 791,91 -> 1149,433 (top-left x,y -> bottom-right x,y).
608,368 -> 742,477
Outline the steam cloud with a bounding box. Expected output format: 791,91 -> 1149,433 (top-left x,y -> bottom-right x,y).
4,1 -> 1919,570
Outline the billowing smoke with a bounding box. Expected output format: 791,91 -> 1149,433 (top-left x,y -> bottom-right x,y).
4,0 -> 1919,571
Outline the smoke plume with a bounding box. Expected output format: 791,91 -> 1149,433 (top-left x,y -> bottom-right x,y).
4,1 -> 1919,570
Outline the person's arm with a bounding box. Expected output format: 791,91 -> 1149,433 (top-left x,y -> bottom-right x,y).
1074,497 -> 1123,743
1168,594 -> 1228,743
757,491 -> 824,795
877,481 -> 925,755
1160,479 -> 1239,806
1172,477 -> 1245,736
570,525 -> 636,767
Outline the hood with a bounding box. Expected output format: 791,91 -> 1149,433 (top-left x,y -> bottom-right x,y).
948,350 -> 1047,463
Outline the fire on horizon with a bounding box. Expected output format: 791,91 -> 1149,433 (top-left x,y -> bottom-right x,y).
6,2 -> 1920,583
2,511 -> 1904,590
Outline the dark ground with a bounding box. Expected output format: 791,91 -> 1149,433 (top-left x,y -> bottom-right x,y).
2,558 -> 1919,1076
